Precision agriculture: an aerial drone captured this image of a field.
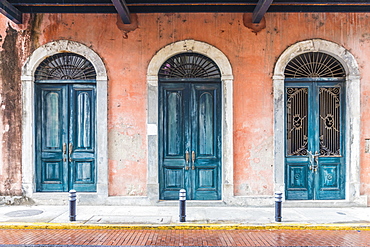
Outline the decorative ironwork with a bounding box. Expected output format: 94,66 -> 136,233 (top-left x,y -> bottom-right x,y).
35,53 -> 96,81
158,53 -> 221,79
284,52 -> 345,78
286,87 -> 308,156
319,87 -> 341,156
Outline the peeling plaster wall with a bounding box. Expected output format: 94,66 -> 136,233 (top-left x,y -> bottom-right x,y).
1,12 -> 370,204
0,20 -> 24,196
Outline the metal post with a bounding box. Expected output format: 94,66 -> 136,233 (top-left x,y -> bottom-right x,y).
179,189 -> 186,222
275,191 -> 283,222
69,189 -> 77,221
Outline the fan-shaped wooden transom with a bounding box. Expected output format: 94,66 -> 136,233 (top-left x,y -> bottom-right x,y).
35,53 -> 96,81
284,52 -> 345,78
158,53 -> 221,79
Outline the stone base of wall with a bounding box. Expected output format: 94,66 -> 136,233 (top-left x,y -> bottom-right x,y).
29,194 -> 368,207
0,196 -> 35,205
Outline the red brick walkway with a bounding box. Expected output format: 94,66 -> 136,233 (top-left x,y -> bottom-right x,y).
0,229 -> 369,246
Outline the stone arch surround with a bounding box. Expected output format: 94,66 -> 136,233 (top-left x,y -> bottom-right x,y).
273,39 -> 367,206
21,40 -> 108,204
146,40 -> 235,203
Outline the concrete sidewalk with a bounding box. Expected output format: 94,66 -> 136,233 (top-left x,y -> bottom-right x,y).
0,205 -> 370,230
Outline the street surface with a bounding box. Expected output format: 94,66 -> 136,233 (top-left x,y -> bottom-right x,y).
0,229 -> 369,246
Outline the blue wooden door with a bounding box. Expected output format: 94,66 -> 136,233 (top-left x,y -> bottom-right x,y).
285,80 -> 345,200
159,82 -> 221,200
35,83 -> 96,192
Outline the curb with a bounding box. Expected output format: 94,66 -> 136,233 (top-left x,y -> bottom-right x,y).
0,223 -> 370,231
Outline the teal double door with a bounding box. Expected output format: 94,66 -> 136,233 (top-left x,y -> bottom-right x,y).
35,83 -> 96,192
285,79 -> 345,200
159,81 -> 221,200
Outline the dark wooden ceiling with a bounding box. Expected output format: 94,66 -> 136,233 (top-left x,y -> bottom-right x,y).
2,0 -> 370,25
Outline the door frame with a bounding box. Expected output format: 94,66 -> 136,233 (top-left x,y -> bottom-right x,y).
284,79 -> 346,200
147,40 -> 233,202
158,81 -> 222,200
273,39 -> 366,205
21,40 -> 108,201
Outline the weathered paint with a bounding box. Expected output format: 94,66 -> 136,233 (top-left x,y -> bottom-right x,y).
1,12 -> 370,205
0,23 -> 22,196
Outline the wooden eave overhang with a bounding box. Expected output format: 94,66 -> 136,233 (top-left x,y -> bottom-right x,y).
2,0 -> 370,25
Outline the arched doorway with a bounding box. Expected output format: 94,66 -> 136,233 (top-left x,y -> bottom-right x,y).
34,52 -> 97,192
158,53 -> 222,200
22,40 -> 108,201
146,40 -> 233,202
273,39 -> 365,205
284,52 -> 346,200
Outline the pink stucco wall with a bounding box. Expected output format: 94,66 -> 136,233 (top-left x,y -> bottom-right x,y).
1,12 -> 370,204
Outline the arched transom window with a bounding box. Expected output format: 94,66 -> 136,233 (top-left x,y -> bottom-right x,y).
284,52 -> 345,78
35,53 -> 97,81
158,53 -> 221,79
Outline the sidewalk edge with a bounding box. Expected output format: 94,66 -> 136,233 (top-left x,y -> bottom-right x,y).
0,223 -> 370,231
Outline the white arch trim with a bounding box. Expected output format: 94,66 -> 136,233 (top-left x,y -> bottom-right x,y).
146,40 -> 234,202
273,39 -> 367,206
21,40 -> 108,204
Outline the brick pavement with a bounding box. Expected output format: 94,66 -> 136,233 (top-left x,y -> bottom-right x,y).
0,229 -> 369,246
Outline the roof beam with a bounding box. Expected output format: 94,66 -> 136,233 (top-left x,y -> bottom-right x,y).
111,0 -> 131,24
0,0 -> 22,24
252,0 -> 273,23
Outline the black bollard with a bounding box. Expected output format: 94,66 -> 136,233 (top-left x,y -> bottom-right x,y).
179,189 -> 186,222
69,190 -> 77,221
275,191 -> 283,222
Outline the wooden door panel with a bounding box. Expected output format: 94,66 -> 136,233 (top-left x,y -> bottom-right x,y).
165,90 -> 185,158
316,85 -> 345,199
36,83 -> 97,192
70,85 -> 96,191
36,84 -> 68,192
74,161 -> 94,182
159,82 -> 221,200
192,83 -> 221,200
43,92 -> 62,149
286,163 -> 309,189
70,85 -> 96,153
286,162 -> 310,200
316,161 -> 344,200
39,161 -> 64,191
285,82 -> 345,200
161,168 -> 185,200
196,167 -> 217,188
198,92 -> 215,156
318,163 -> 340,189
159,83 -> 189,199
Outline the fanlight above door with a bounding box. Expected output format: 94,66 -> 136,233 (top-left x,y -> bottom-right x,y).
35,53 -> 96,81
158,53 -> 221,79
284,52 -> 345,78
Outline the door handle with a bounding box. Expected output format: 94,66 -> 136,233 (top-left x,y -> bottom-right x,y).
69,143 -> 73,162
63,143 -> 67,162
313,151 -> 319,173
192,151 -> 195,170
308,151 -> 319,173
185,151 -> 189,170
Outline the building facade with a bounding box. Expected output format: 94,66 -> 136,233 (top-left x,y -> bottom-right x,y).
0,12 -> 369,206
